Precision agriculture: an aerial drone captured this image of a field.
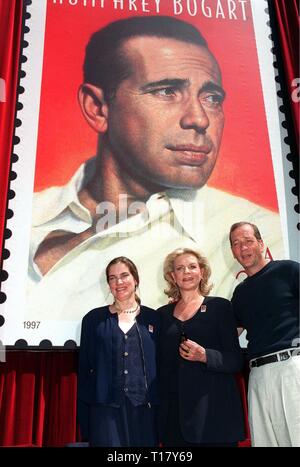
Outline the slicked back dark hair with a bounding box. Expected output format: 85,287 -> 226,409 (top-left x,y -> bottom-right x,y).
83,15 -> 208,101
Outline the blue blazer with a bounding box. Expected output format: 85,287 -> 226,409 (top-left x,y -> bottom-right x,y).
77,305 -> 159,439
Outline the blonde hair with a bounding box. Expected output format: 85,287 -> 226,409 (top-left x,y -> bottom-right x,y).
163,248 -> 213,301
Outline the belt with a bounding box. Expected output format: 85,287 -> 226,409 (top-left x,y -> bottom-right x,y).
250,349 -> 299,369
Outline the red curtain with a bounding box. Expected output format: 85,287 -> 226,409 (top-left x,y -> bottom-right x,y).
0,0 -> 298,449
273,0 -> 299,153
0,0 -> 23,265
0,350 -> 250,447
0,351 -> 78,447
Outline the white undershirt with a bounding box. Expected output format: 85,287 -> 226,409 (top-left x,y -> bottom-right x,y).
118,319 -> 136,334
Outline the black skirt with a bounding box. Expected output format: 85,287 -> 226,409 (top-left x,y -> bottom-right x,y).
89,397 -> 157,447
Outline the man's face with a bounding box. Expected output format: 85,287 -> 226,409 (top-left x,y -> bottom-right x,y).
106,36 -> 225,192
230,224 -> 265,274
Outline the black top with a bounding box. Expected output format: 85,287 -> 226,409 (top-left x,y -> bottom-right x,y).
158,297 -> 245,444
231,260 -> 299,360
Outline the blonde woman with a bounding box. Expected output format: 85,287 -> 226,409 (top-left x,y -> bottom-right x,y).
158,248 -> 245,447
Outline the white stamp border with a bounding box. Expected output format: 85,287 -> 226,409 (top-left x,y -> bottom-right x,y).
0,0 -> 297,347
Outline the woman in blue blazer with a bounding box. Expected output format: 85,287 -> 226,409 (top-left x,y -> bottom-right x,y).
77,256 -> 159,447
158,248 -> 245,447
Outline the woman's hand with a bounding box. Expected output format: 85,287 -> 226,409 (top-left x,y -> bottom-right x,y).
179,339 -> 207,363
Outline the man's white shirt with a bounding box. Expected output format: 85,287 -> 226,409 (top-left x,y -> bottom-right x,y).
27,159 -> 285,321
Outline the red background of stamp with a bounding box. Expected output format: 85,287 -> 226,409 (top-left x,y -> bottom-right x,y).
34,1 -> 279,212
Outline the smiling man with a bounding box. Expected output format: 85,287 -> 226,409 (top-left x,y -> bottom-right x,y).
230,222 -> 300,447
27,16 -> 284,321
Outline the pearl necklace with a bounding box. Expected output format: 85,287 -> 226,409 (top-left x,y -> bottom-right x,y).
114,303 -> 140,314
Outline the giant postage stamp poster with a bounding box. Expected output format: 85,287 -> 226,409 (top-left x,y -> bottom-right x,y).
0,0 -> 296,346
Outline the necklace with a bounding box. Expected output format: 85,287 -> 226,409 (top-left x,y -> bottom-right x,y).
114,302 -> 140,314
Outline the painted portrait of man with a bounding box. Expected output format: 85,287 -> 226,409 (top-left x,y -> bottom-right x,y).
1,1 -> 289,344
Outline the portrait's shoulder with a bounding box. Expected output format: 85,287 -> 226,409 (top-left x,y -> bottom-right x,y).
33,185 -> 63,206
201,187 -> 283,251
32,185 -> 68,226
32,161 -> 89,226
203,187 -> 280,221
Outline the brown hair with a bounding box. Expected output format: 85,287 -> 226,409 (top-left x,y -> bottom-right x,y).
229,222 -> 262,246
163,248 -> 212,301
84,16 -> 208,102
106,256 -> 141,304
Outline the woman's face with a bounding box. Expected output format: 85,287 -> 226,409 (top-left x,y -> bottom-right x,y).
107,262 -> 137,302
171,253 -> 203,292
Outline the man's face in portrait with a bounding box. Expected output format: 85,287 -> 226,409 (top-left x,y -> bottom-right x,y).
105,36 -> 225,192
